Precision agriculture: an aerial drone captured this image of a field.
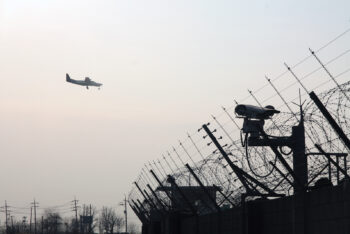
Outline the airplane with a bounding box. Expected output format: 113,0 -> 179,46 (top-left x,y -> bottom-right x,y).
66,73 -> 102,89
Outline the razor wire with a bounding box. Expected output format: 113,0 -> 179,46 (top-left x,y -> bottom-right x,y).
128,28 -> 350,214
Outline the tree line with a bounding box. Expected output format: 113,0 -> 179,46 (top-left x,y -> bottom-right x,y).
2,205 -> 139,234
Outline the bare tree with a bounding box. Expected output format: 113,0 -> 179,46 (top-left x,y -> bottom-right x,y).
79,204 -> 98,233
42,209 -> 63,234
99,207 -> 124,234
128,222 -> 140,234
115,215 -> 124,233
62,217 -> 75,234
7,217 -> 25,234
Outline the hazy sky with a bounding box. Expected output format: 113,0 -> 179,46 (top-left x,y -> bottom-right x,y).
0,0 -> 349,223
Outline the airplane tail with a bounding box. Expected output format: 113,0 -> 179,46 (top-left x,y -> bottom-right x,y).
66,73 -> 71,81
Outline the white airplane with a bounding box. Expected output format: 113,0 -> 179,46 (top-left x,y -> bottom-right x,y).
66,73 -> 102,89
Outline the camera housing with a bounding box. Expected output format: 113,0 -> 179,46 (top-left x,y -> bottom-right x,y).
235,104 -> 280,136
235,104 -> 280,120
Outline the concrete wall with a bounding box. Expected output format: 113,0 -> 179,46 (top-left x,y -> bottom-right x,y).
306,183 -> 350,234
145,182 -> 350,234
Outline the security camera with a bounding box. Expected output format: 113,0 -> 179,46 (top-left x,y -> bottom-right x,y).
235,104 -> 280,119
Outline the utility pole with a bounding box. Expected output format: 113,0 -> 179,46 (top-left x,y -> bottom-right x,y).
125,195 -> 128,233
11,216 -> 14,230
4,200 -> 9,234
41,216 -> 44,234
22,216 -> 27,233
119,195 -> 128,233
72,197 -> 79,233
89,204 -> 92,233
31,199 -> 39,234
30,207 -> 32,234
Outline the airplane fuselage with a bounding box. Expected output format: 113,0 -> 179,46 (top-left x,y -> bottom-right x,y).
66,74 -> 102,89
69,79 -> 102,87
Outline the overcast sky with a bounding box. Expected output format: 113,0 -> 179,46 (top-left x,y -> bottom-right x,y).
0,0 -> 349,223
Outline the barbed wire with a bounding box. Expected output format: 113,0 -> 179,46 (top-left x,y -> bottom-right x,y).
128,27 -> 350,214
